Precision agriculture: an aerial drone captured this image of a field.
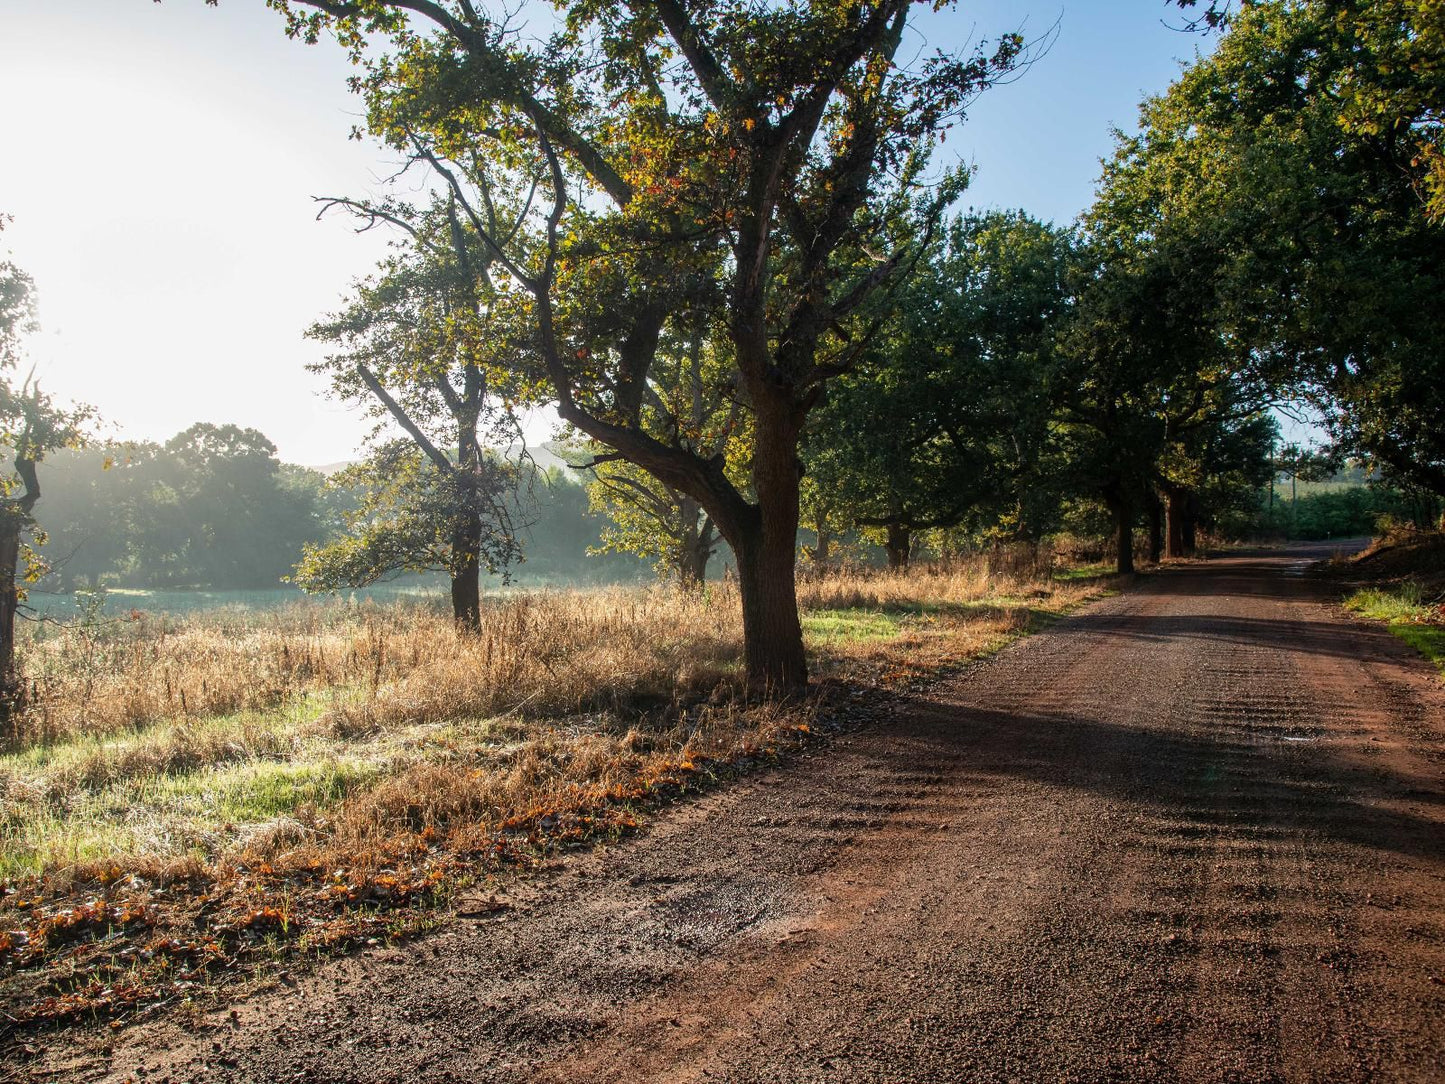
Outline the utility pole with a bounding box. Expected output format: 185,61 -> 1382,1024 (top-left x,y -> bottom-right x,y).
1268,435 -> 1275,513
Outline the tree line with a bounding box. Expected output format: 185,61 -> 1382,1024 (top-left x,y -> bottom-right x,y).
22,432 -> 646,593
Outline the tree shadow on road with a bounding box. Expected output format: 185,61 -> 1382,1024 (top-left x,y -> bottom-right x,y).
878,693 -> 1445,865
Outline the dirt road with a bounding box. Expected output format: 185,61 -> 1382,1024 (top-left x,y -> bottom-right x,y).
50,547 -> 1445,1082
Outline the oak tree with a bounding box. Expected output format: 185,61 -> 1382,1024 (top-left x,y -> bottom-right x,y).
260,0 -> 1024,691
302,203 -> 525,628
0,231 -> 91,710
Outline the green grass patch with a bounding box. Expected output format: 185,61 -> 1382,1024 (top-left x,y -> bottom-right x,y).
1345,583 -> 1445,673
803,608 -> 908,645
1391,625 -> 1445,670
1053,562 -> 1113,581
0,755 -> 386,880
142,756 -> 387,825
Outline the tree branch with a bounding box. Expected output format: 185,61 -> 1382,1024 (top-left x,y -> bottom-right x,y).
355,362 -> 455,475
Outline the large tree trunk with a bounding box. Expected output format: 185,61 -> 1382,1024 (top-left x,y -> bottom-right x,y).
1147,489 -> 1164,564
556,401 -> 809,693
734,528 -> 806,694
450,507 -> 482,632
885,522 -> 911,570
1165,486 -> 1190,559
0,517 -> 22,709
731,412 -> 807,694
1105,490 -> 1135,576
1,458 -> 40,719
811,518 -> 832,565
684,541 -> 711,589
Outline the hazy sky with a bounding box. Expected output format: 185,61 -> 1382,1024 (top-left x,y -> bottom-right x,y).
0,0 -> 1210,466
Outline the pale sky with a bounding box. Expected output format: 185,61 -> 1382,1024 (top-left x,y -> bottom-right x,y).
0,0 -> 1210,466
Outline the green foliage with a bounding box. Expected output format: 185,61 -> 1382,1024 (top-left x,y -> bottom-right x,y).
1102,0 -> 1445,495
293,441 -> 521,590
30,435 -> 647,596
806,211 -> 1072,551
1327,0 -> 1445,223
586,457 -> 721,582
1253,485 -> 1420,541
0,248 -> 38,373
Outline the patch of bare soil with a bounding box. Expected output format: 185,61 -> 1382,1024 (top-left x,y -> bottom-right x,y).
12,544 -> 1445,1083
1340,530 -> 1445,592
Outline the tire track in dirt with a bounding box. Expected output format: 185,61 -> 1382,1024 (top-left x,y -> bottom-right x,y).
26,545 -> 1445,1083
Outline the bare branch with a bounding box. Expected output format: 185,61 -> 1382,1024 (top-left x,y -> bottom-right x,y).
355,363 -> 455,475
651,0 -> 734,110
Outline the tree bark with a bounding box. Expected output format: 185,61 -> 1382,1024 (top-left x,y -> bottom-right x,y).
1,457 -> 40,717
1105,490 -> 1135,576
1165,486 -> 1188,559
684,541 -> 711,589
449,507 -> 482,632
674,497 -> 714,591
727,409 -> 807,694
733,527 -> 806,694
0,518 -> 22,708
1147,489 -> 1164,564
1164,485 -> 1201,559
885,522 -> 912,570
811,519 -> 832,565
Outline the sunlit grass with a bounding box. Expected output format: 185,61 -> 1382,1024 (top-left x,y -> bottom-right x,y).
802,608 -> 907,644
2,550 -> 1107,884
1345,582 -> 1445,673
0,757 -> 386,881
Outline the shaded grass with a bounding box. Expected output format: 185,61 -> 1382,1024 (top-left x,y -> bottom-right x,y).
1052,562 -> 1115,581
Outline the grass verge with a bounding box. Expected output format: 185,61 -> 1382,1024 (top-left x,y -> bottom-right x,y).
1344,583 -> 1445,672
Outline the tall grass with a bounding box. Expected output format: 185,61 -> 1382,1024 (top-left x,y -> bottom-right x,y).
1,547 -> 1098,883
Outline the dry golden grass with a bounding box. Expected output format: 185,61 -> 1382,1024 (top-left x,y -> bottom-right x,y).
1,552 -> 1102,885
14,589 -> 738,750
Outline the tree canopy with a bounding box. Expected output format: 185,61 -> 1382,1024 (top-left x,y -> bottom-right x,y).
1098,0 -> 1445,497
806,210 -> 1070,566
301,202 -> 527,627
